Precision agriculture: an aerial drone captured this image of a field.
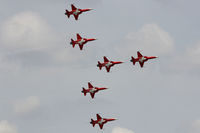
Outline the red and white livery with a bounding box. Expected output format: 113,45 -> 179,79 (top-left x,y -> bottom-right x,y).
70,33 -> 96,50
90,114 -> 116,129
130,51 -> 157,68
65,4 -> 92,20
81,82 -> 108,99
97,56 -> 123,72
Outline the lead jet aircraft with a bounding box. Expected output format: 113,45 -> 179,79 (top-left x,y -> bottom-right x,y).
65,4 -> 92,20
130,51 -> 157,68
97,56 -> 123,72
82,82 -> 108,99
90,114 -> 116,129
70,33 -> 96,50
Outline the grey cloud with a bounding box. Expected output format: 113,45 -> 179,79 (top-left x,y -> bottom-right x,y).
4,50 -> 57,67
13,96 -> 40,115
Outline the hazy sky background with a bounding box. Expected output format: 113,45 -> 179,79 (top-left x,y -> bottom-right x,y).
0,0 -> 200,133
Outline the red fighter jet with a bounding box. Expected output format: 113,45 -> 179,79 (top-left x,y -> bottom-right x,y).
70,33 -> 97,50
90,114 -> 116,129
65,4 -> 92,20
97,56 -> 123,72
130,51 -> 157,68
81,82 -> 108,99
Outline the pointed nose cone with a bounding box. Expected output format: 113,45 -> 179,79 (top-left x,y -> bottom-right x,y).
88,38 -> 97,42
117,61 -> 123,64
88,8 -> 93,11
91,38 -> 97,41
100,87 -> 108,90
109,118 -> 117,121
152,56 -> 158,59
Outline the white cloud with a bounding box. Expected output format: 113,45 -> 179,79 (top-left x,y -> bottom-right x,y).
0,11 -> 59,69
14,96 -> 40,114
0,11 -> 97,69
112,127 -> 135,133
166,42 -> 200,72
0,11 -> 58,51
114,23 -> 174,57
0,121 -> 17,133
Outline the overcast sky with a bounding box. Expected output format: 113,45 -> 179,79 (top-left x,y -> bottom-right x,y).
0,0 -> 200,133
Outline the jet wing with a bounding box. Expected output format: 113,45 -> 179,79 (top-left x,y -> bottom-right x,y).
103,56 -> 109,62
139,61 -> 144,68
88,82 -> 93,88
71,4 -> 77,10
99,123 -> 104,129
137,51 -> 143,57
73,14 -> 79,20
79,44 -> 84,50
96,114 -> 102,120
76,33 -> 82,40
106,66 -> 111,72
90,93 -> 95,99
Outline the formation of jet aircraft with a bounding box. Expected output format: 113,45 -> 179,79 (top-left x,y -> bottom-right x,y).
97,56 -> 123,72
65,4 -> 158,130
130,51 -> 157,68
82,82 -> 108,99
70,33 -> 96,50
65,4 -> 92,20
90,114 -> 116,129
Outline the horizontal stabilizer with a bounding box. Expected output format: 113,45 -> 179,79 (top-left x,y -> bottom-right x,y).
131,56 -> 136,65
82,88 -> 87,96
65,10 -> 70,18
97,61 -> 102,70
90,119 -> 95,127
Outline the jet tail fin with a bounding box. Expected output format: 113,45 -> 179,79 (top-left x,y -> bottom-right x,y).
90,119 -> 95,127
65,10 -> 70,18
70,39 -> 76,48
82,87 -> 87,96
131,56 -> 136,65
97,61 -> 102,70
